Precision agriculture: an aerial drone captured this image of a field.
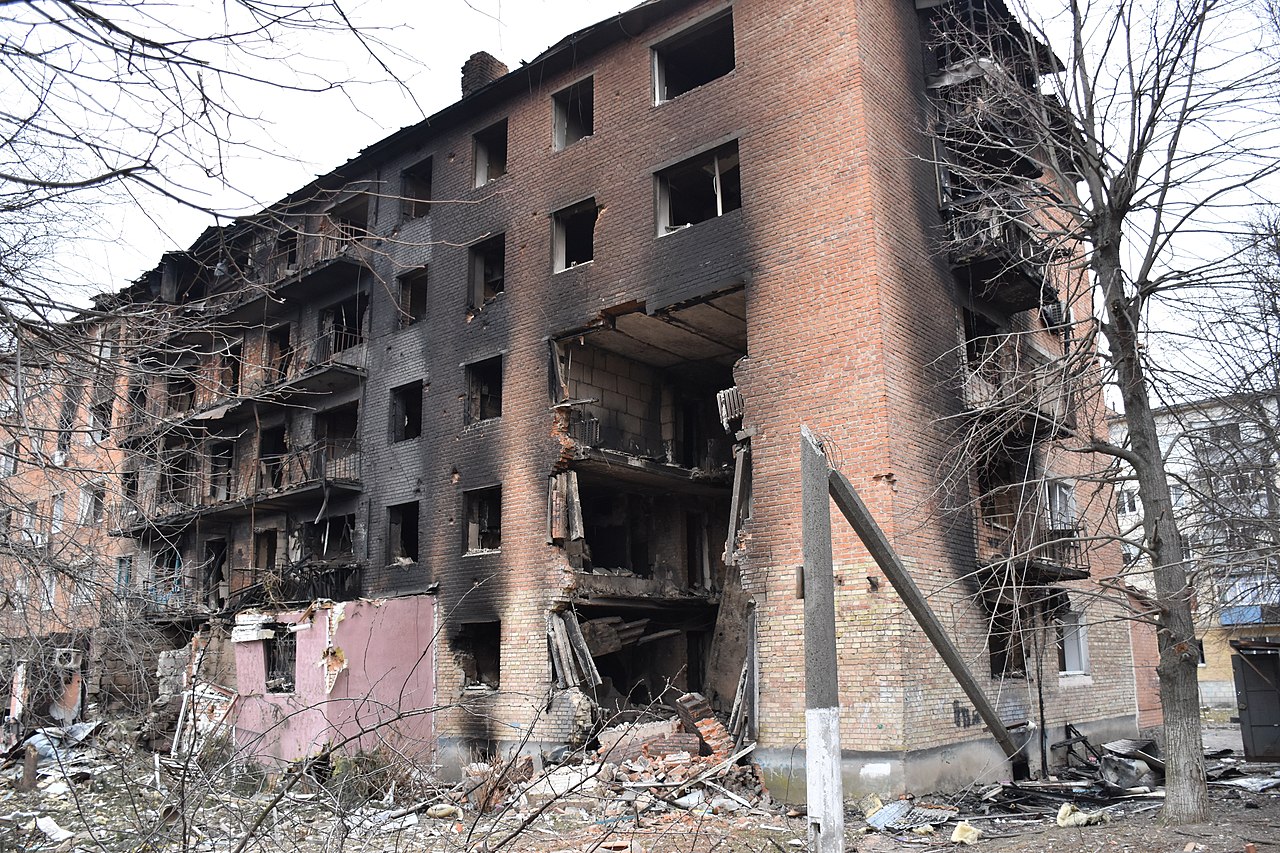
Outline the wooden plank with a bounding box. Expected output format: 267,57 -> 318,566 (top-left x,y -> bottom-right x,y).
723,444 -> 748,564
635,628 -> 682,645
562,614 -> 603,686
546,613 -> 568,688
566,470 -> 584,541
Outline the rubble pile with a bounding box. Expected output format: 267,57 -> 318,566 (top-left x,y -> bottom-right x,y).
449,692 -> 768,821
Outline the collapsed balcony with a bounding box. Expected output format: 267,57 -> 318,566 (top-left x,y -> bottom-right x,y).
944,194 -> 1056,314
548,291 -> 746,601
549,470 -> 729,601
546,602 -> 718,716
551,290 -> 746,476
928,56 -> 1045,180
229,515 -> 360,609
120,441 -> 361,533
960,321 -> 1078,437
976,452 -> 1089,583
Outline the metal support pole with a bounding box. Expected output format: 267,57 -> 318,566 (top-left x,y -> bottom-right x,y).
826,465 -> 1022,761
800,427 -> 845,853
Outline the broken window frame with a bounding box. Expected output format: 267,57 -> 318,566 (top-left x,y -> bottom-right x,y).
272,229 -> 299,276
115,555 -> 133,595
468,235 -> 506,309
401,156 -> 434,219
320,294 -> 367,355
264,627 -> 297,694
1056,609 -> 1090,675
464,486 -> 502,553
56,381 -> 84,452
473,119 -> 509,187
79,482 -> 106,525
552,77 -> 595,150
656,141 -> 742,234
454,620 -> 501,689
465,356 -> 503,424
386,500 -> 421,566
390,380 -> 423,442
329,194 -> 371,242
397,267 -> 429,328
1045,478 -> 1076,533
652,8 -> 735,104
553,198 -> 599,272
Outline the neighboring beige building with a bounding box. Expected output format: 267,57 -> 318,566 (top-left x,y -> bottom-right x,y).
1112,393 -> 1280,709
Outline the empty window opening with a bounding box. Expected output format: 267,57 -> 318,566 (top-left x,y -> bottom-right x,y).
202,539 -> 228,606
321,294 -> 367,354
1057,610 -> 1089,674
466,357 -> 503,423
453,621 -> 501,688
469,235 -> 506,308
253,529 -> 278,575
988,603 -> 1028,678
686,512 -> 710,588
330,194 -> 370,241
657,141 -> 741,233
152,546 -> 182,600
653,10 -> 735,103
304,514 -> 355,560
259,426 -> 287,490
963,309 -> 1005,381
208,441 -> 234,501
473,119 -> 509,187
398,268 -> 428,327
578,486 -> 652,576
264,627 -> 297,693
464,486 -> 502,552
387,501 -> 421,565
165,371 -> 196,414
976,448 -> 1031,531
122,470 -> 139,506
315,402 -> 359,458
553,78 -> 594,149
56,382 -> 84,451
554,199 -> 598,271
390,381 -> 423,441
221,343 -> 243,397
273,231 -> 299,274
158,440 -> 195,504
89,386 -> 114,442
126,378 -> 147,421
401,156 -> 433,219
267,325 -> 293,383
1,442 -> 16,476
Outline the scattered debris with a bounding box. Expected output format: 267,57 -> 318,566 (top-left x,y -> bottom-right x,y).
1056,802 -> 1109,826
950,820 -> 983,844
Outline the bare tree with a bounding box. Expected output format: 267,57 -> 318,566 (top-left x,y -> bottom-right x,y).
924,0 -> 1280,822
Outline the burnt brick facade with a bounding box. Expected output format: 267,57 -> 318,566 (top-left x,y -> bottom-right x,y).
2,0 -> 1140,795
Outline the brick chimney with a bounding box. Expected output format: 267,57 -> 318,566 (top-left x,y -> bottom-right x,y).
461,51 -> 509,98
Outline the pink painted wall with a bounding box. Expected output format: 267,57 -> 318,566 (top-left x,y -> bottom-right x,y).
231,596 -> 436,765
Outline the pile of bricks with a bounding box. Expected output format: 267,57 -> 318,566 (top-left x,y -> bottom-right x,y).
675,692 -> 735,761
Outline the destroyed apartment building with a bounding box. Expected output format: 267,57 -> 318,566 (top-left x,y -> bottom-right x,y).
1,0 -> 1145,795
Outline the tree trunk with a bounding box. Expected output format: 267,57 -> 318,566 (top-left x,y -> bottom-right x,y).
1097,254 -> 1208,823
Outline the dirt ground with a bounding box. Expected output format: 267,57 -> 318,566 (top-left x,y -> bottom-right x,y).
2,723 -> 1277,853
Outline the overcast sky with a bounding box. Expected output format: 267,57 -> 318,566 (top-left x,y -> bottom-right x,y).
61,0 -> 615,296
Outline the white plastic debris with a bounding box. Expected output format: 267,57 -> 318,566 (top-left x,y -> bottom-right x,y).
37,815 -> 74,842
1056,803 -> 1109,827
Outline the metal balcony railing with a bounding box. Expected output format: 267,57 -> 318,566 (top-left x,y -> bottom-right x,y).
981,510 -> 1090,578
257,441 -> 360,493
960,341 -> 1078,433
